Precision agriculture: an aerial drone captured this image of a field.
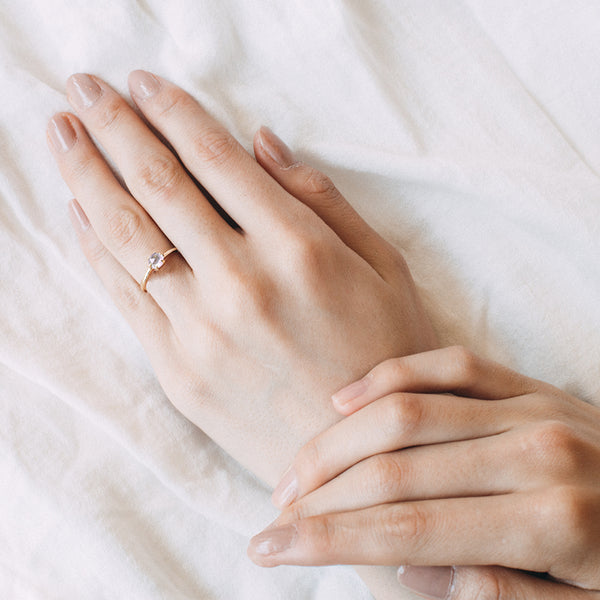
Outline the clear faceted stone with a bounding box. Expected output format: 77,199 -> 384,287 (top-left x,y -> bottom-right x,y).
148,252 -> 165,270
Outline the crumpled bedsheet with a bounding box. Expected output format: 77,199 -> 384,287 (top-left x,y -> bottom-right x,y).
1,1 -> 599,598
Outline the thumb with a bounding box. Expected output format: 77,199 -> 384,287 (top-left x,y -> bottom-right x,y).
253,126 -> 408,284
396,565 -> 600,600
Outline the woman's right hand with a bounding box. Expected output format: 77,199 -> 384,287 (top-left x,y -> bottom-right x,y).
47,71 -> 438,486
251,346 -> 600,599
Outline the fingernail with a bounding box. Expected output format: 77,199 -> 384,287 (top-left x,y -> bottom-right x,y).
129,70 -> 161,100
47,115 -> 77,153
69,199 -> 90,232
331,376 -> 370,407
258,126 -> 297,168
397,566 -> 455,600
271,466 -> 298,508
251,525 -> 298,556
67,74 -> 102,110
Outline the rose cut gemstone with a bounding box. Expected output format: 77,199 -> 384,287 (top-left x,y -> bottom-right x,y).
148,252 -> 165,270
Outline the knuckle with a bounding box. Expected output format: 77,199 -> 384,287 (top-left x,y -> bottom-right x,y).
105,207 -> 143,252
450,345 -> 480,382
113,278 -> 143,313
367,455 -> 404,498
546,486 -> 593,545
154,88 -> 194,118
294,234 -> 322,268
83,236 -> 109,264
192,128 -> 238,166
301,167 -> 339,201
473,571 -> 502,600
297,439 -> 323,478
526,421 -> 581,475
187,320 -> 227,369
529,390 -> 564,419
136,154 -> 183,199
169,370 -> 214,414
283,230 -> 331,287
280,502 -> 309,523
171,322 -> 235,407
384,393 -> 423,440
456,567 -> 521,600
379,357 -> 411,389
217,260 -> 274,324
93,96 -> 123,131
245,279 -> 275,320
67,153 -> 95,181
388,245 -> 409,273
382,505 -> 425,547
299,517 -> 336,559
493,576 -> 520,600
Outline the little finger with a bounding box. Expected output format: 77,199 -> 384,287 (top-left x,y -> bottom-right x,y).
69,199 -> 175,365
250,493 -> 559,571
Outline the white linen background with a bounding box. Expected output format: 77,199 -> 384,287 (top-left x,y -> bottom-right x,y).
1,1 -> 599,598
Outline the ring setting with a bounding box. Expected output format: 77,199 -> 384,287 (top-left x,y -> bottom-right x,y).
140,247 -> 178,292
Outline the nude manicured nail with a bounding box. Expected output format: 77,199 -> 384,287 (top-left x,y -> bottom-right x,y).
69,199 -> 90,232
271,466 -> 298,508
397,566 -> 455,600
331,376 -> 369,406
129,70 -> 161,99
48,115 -> 76,153
67,74 -> 102,109
258,126 -> 297,168
251,525 -> 298,556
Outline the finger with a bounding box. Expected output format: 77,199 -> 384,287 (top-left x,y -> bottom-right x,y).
249,493 -> 557,570
332,345 -> 539,415
275,416 -> 600,522
69,199 -> 174,363
275,429 -> 537,520
397,565 -> 600,600
253,126 -> 409,283
271,391 -> 514,508
127,70 -> 300,232
48,113 -> 192,310
65,73 -> 235,262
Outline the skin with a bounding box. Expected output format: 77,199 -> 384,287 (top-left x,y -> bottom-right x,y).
250,346 -> 600,599
47,71 -> 438,599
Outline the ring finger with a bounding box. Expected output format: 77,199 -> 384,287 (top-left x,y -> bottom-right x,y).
47,111 -> 191,310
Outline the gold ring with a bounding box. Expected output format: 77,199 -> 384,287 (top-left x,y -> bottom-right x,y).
140,248 -> 178,292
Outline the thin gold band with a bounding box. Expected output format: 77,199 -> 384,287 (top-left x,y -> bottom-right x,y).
140,247 -> 178,292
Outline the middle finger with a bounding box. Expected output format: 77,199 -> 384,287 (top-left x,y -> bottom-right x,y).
273,392 -> 519,508
65,73 -> 237,264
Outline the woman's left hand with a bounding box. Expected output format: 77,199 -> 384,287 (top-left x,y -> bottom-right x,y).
47,71 -> 437,490
248,346 -> 600,599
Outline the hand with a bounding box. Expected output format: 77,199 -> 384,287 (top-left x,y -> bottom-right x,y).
47,71 -> 437,488
248,346 -> 600,599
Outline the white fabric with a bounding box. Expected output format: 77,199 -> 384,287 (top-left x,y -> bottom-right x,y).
2,1 -> 599,598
